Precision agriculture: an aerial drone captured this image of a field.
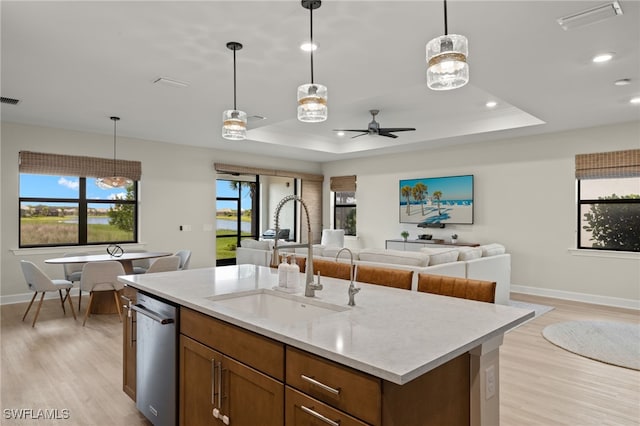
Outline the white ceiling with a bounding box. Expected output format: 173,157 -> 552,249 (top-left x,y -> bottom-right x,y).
2,1 -> 639,162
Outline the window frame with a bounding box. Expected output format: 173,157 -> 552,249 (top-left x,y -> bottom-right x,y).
333,191 -> 356,236
577,178 -> 639,253
19,176 -> 138,248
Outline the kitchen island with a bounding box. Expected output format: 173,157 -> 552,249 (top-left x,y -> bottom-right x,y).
119,264 -> 533,426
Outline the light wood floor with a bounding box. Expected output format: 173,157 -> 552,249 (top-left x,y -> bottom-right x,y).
1,294 -> 638,425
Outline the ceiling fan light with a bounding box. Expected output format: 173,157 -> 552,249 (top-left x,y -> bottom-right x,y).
426,34 -> 469,90
297,83 -> 327,122
222,109 -> 247,140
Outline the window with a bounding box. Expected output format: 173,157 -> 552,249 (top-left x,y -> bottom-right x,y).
334,191 -> 356,236
578,177 -> 640,252
216,176 -> 258,266
576,149 -> 640,252
330,175 -> 357,236
19,174 -> 138,247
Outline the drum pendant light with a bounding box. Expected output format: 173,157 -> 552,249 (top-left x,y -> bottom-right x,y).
222,41 -> 247,140
426,0 -> 469,90
96,117 -> 133,189
297,0 -> 327,123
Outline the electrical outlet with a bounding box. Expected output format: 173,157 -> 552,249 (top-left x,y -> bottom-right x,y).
485,365 -> 496,399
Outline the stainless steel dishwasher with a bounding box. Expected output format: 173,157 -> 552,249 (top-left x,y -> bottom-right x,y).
132,292 -> 178,426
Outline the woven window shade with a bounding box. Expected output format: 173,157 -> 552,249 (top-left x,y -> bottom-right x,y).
330,175 -> 356,192
214,163 -> 323,182
575,149 -> 640,179
19,151 -> 141,180
301,180 -> 323,244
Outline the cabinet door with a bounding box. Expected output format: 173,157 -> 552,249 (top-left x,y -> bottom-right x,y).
223,355 -> 284,426
121,287 -> 137,401
180,335 -> 223,426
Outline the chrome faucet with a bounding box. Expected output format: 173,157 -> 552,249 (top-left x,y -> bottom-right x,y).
335,248 -> 360,306
270,195 -> 319,297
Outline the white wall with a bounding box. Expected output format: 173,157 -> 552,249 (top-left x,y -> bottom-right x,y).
1,122 -> 321,301
322,121 -> 640,308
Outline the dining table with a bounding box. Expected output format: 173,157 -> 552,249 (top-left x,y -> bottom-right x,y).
45,251 -> 172,314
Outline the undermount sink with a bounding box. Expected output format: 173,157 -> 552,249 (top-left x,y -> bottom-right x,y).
207,289 -> 348,324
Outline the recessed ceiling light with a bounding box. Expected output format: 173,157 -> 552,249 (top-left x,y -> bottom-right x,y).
300,42 -> 317,52
614,78 -> 631,86
485,101 -> 497,108
592,53 -> 614,63
336,131 -> 345,137
630,97 -> 640,105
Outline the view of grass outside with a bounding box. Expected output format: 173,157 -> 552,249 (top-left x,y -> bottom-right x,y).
215,215 -> 252,260
20,215 -> 134,245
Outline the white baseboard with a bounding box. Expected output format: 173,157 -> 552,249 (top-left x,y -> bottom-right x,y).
1,288 -> 81,306
511,284 -> 640,310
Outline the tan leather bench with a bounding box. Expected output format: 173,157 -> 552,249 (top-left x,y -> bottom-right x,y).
355,265 -> 413,290
417,273 -> 496,303
311,258 -> 353,281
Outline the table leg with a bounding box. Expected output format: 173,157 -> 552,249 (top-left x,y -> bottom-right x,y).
119,259 -> 134,275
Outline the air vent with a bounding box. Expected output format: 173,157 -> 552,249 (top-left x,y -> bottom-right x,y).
557,1 -> 623,31
1,96 -> 20,105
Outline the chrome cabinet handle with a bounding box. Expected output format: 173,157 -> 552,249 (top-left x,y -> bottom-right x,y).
300,405 -> 340,426
301,374 -> 341,395
211,359 -> 216,407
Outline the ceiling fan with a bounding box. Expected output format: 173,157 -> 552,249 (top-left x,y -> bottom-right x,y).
334,109 -> 416,139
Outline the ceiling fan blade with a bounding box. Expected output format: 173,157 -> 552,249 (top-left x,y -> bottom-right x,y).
334,129 -> 369,133
378,127 -> 416,132
378,131 -> 398,139
351,132 -> 369,139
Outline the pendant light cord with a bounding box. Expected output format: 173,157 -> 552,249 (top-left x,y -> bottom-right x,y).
443,0 -> 448,35
233,47 -> 238,110
309,6 -> 314,84
112,117 -> 117,176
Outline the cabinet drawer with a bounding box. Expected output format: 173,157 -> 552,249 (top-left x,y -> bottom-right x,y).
286,347 -> 381,426
286,386 -> 370,426
180,307 -> 284,380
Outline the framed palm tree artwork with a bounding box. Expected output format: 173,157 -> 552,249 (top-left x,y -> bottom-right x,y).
399,175 -> 474,225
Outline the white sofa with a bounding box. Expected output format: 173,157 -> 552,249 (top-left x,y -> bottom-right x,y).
236,241 -> 511,305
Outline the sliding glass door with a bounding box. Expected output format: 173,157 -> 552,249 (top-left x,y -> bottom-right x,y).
216,176 -> 258,265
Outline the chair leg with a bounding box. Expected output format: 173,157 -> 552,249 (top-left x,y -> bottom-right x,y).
58,289 -> 66,314
113,291 -> 123,322
31,292 -> 46,328
82,292 -> 94,326
66,289 -> 77,321
22,292 -> 38,322
78,290 -> 82,312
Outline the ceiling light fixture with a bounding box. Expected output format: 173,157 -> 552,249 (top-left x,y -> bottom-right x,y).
297,0 -> 327,123
96,117 -> 133,189
614,78 -> 631,86
300,42 -> 317,52
592,53 -> 614,63
426,0 -> 469,91
222,41 -> 247,140
630,97 -> 640,105
486,101 -> 497,108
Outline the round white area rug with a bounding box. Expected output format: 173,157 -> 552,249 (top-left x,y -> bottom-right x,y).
542,320 -> 640,370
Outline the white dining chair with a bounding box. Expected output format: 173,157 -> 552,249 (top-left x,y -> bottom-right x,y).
128,249 -> 150,274
20,260 -> 77,327
174,250 -> 191,270
146,256 -> 181,273
62,252 -> 89,283
79,261 -> 125,326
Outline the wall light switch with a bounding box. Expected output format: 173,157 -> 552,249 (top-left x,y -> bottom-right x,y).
183,225 -> 192,232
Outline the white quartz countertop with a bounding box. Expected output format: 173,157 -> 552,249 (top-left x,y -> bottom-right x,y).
119,265 -> 533,385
